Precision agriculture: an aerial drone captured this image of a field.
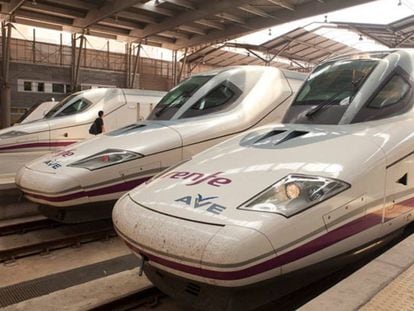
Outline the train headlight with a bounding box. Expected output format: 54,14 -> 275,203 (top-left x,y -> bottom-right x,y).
68,149 -> 143,170
239,174 -> 349,217
0,130 -> 28,139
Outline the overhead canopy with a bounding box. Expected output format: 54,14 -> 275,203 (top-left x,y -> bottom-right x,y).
0,0 -> 375,49
334,15 -> 414,48
182,25 -> 362,71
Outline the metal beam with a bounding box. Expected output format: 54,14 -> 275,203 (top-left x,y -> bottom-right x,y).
130,0 -> 253,38
133,3 -> 174,16
173,0 -> 374,49
99,18 -> 144,30
73,0 -> 144,29
0,0 -> 25,22
177,25 -> 206,35
217,12 -> 245,24
238,5 -> 275,18
163,0 -> 196,10
117,11 -> 157,24
161,30 -> 190,40
20,3 -> 86,19
267,0 -> 295,11
18,9 -> 73,26
194,19 -> 224,30
46,0 -> 96,11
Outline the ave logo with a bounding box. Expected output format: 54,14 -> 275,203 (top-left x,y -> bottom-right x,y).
175,194 -> 226,215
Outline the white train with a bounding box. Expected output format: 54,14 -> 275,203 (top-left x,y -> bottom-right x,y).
0,88 -> 165,154
17,100 -> 58,124
113,50 -> 414,310
15,66 -> 305,222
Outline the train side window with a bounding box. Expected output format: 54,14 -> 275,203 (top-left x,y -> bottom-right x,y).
180,81 -> 242,118
57,99 -> 91,116
352,72 -> 412,123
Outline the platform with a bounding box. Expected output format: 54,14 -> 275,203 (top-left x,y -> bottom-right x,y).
301,232 -> 414,311
0,151 -> 46,190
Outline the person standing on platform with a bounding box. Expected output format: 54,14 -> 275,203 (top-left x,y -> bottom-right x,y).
89,110 -> 105,135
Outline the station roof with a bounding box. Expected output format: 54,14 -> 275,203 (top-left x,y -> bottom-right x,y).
0,0 -> 375,49
183,25 -> 361,71
334,15 -> 414,48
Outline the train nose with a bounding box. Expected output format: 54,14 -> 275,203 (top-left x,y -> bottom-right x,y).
15,165 -> 86,206
200,225 -> 277,287
113,195 -> 277,287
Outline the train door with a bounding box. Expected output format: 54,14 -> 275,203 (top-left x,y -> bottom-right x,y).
382,155 -> 414,236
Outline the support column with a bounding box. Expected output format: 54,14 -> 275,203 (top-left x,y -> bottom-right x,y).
125,42 -> 130,88
32,28 -> 36,63
1,21 -> 12,128
71,33 -> 76,91
72,30 -> 85,92
59,33 -> 63,66
172,50 -> 178,87
131,43 -> 141,89
177,47 -> 188,83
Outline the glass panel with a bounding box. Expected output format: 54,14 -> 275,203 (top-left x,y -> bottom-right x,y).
293,59 -> 378,107
52,83 -> 65,93
24,81 -> 32,91
368,75 -> 410,108
148,75 -> 212,120
45,93 -> 78,118
180,82 -> 238,118
37,82 -> 44,92
57,99 -> 90,116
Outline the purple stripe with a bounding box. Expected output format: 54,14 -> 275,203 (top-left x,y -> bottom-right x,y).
0,141 -> 77,151
25,176 -> 151,202
123,212 -> 383,281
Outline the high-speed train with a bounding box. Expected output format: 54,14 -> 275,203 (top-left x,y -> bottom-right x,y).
113,50 -> 414,310
15,66 -> 305,222
17,100 -> 57,124
0,88 -> 164,154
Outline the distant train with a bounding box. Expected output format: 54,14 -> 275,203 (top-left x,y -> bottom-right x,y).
16,66 -> 306,223
0,88 -> 165,154
113,50 -> 414,310
16,100 -> 58,124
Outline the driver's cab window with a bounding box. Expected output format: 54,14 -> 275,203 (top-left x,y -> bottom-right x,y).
57,99 -> 90,117
180,81 -> 241,118
352,72 -> 412,123
368,75 -> 410,108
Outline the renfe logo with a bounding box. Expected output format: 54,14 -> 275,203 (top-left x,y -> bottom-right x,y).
162,171 -> 232,187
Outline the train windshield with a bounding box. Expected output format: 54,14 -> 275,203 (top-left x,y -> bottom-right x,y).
147,75 -> 212,120
283,58 -> 379,124
45,93 -> 91,118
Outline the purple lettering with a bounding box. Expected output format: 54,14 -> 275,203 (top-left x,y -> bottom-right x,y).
184,172 -> 203,182
187,172 -> 222,186
208,177 -> 232,187
166,171 -> 232,187
170,172 -> 190,179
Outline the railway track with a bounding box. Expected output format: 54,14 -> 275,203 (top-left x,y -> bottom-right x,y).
0,219 -> 115,263
0,216 -> 57,236
90,286 -> 169,311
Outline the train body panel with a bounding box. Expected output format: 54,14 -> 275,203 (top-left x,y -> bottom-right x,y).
16,66 -> 306,217
112,50 -> 414,309
0,88 -> 165,154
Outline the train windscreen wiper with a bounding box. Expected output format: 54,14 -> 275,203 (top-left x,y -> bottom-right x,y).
305,91 -> 346,118
305,74 -> 366,119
